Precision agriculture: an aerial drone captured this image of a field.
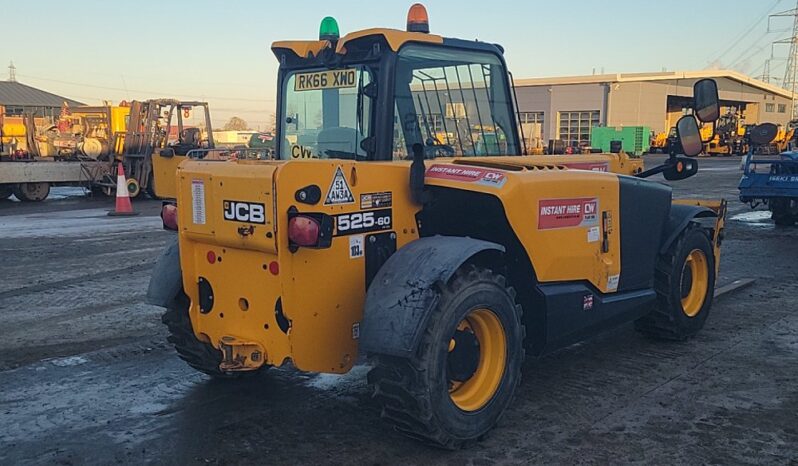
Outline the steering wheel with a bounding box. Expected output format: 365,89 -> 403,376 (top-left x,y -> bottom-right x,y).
424,138 -> 456,157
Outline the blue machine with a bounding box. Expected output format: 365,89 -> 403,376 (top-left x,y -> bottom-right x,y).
739,149 -> 798,226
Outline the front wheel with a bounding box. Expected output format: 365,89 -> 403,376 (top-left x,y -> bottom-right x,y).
368,265 -> 525,449
635,223 -> 715,340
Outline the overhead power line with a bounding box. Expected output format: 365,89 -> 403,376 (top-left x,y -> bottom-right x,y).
15,73 -> 276,104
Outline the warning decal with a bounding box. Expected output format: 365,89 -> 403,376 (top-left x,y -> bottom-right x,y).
324,167 -> 355,205
538,197 -> 599,230
425,164 -> 507,188
191,179 -> 206,225
561,161 -> 609,172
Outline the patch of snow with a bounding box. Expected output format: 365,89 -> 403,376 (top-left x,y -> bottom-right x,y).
49,356 -> 89,367
305,364 -> 371,392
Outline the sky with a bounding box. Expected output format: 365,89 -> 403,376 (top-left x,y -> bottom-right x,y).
2,0 -> 795,129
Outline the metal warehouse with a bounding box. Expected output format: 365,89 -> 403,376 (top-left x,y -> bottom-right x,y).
513,70 -> 793,148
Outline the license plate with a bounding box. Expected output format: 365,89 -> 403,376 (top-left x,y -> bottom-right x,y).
294,69 -> 357,92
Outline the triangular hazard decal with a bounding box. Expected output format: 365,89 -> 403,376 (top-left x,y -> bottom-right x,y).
324,167 -> 355,205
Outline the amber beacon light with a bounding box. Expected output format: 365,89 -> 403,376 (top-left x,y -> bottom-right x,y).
406,3 -> 430,33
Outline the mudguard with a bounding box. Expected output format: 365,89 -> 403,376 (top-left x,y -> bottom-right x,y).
146,236 -> 183,308
660,204 -> 716,253
360,236 -> 504,358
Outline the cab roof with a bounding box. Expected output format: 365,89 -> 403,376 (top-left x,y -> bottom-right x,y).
271,27 -> 503,61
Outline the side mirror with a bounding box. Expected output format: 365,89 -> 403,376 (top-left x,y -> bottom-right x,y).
676,115 -> 703,157
693,79 -> 720,123
663,156 -> 699,181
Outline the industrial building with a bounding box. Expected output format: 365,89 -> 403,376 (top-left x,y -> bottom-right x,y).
0,67 -> 83,118
513,70 -> 794,148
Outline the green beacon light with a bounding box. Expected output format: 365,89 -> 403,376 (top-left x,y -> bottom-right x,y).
319,16 -> 340,42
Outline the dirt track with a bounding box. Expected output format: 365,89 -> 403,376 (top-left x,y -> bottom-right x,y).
1,157 -> 796,465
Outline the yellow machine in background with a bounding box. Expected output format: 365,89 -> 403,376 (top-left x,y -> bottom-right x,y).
148,6 -> 725,448
49,104 -> 130,159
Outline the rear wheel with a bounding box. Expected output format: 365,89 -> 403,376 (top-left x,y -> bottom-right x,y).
635,223 -> 715,340
368,265 -> 524,449
12,182 -> 50,202
162,292 -> 260,378
771,198 -> 796,226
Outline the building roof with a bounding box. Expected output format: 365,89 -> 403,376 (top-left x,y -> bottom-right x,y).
514,70 -> 793,99
0,80 -> 83,108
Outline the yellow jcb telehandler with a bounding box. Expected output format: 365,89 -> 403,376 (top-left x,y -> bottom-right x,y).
147,4 -> 726,448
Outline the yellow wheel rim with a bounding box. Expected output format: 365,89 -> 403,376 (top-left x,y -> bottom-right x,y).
126,178 -> 140,197
681,249 -> 709,317
448,308 -> 507,412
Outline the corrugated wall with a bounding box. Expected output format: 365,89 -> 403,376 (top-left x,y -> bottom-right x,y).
516,76 -> 794,143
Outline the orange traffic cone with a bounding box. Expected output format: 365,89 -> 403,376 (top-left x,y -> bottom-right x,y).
107,162 -> 139,217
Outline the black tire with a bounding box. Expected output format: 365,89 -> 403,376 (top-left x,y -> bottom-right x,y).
12,182 -> 50,202
0,184 -> 12,200
162,292 -> 258,378
367,265 -> 525,449
635,223 -> 715,340
771,199 -> 796,226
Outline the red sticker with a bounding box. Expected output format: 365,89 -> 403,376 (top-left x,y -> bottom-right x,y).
538,198 -> 599,229
560,162 -> 609,172
426,164 -> 507,187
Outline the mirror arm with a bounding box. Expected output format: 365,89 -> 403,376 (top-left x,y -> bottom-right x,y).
635,160 -> 669,178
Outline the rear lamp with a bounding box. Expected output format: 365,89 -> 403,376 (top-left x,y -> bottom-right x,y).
288,215 -> 321,247
286,209 -> 334,251
407,3 -> 430,33
319,16 -> 340,41
161,203 -> 178,231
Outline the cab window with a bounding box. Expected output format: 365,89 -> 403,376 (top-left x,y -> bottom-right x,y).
280,66 -> 373,160
393,44 -> 518,159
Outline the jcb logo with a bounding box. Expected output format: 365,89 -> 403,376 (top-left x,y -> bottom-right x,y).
223,200 -> 266,224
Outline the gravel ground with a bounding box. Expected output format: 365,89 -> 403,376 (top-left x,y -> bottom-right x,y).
0,157 -> 796,465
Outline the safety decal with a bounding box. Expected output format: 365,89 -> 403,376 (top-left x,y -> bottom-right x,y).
360,191 -> 392,209
587,226 -> 600,243
191,179 -> 206,225
583,294 -> 594,311
334,209 -> 392,236
560,161 -> 609,172
324,167 -> 355,205
607,274 -> 620,292
352,322 -> 360,340
538,198 -> 599,230
425,164 -> 507,188
349,235 -> 364,259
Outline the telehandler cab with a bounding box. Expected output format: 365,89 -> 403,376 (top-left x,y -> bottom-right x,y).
148,4 -> 726,448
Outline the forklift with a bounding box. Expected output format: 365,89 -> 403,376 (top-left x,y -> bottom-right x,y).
107,99 -> 215,198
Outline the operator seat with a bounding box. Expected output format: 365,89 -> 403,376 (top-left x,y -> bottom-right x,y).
172,128 -> 201,155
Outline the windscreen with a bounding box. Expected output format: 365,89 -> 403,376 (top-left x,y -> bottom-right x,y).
279,66 -> 373,160
392,44 -> 519,159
